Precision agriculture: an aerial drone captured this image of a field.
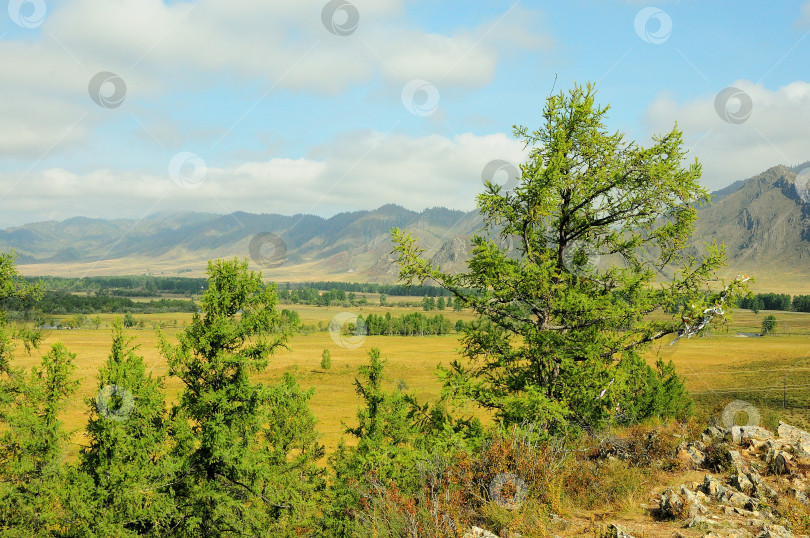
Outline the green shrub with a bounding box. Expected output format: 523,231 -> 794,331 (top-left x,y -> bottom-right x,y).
761,314 -> 777,335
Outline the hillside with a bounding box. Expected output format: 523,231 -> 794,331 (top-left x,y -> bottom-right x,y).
691,165 -> 810,292
2,163 -> 810,292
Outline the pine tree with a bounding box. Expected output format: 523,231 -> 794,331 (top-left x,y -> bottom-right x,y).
72,317 -> 179,535
325,348 -> 420,535
160,258 -> 325,535
0,251 -> 78,533
0,343 -> 78,533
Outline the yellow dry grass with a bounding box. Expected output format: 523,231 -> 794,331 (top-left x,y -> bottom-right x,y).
10,307 -> 810,460
11,307 -> 478,459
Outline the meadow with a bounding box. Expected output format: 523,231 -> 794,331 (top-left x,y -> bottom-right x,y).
11,303 -> 810,460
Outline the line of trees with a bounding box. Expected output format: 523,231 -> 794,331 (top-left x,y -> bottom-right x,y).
276,287 -> 369,307
285,281 -> 453,297
738,292 -> 810,313
791,295 -> 810,313
421,295 -> 464,311
277,286 -> 462,308
23,275 -> 208,296
361,312 -> 457,336
0,290 -> 198,315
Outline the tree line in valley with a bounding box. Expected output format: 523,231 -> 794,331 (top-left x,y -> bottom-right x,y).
285,280 -> 453,296
24,275 -> 452,300
18,275 -> 810,316
22,275 -> 208,296
360,312 -> 459,336
738,292 -> 810,313
0,291 -> 198,316
9,275 -> 456,313
277,286 -> 464,310
284,308 -> 464,337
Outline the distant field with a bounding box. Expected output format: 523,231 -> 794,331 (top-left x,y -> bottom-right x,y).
721,268 -> 810,296
643,310 -> 810,430
20,259 -> 810,295
17,257 -> 392,283
10,306 -> 810,460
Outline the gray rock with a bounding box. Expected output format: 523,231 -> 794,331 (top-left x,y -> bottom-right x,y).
465,526 -> 498,538
683,515 -> 717,528
732,426 -> 773,446
719,488 -> 756,510
703,472 -> 756,509
728,449 -> 747,471
749,438 -> 770,453
660,487 -> 685,518
756,524 -> 793,538
743,427 -> 775,443
765,439 -> 795,452
777,422 -> 810,444
726,506 -> 759,518
680,484 -> 710,517
748,469 -> 778,500
790,487 -> 810,505
705,426 -> 726,442
777,422 -> 810,457
678,442 -> 708,468
606,523 -> 635,538
702,474 -> 730,498
688,445 -> 708,467
770,450 -> 793,475
730,470 -> 755,495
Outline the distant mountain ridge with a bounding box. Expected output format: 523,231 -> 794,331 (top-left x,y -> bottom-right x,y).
1,204 -> 482,282
3,163 -> 810,292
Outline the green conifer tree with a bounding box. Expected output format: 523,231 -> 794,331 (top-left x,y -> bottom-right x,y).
160,258 -> 325,535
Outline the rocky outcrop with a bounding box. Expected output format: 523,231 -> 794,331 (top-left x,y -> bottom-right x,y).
588,422 -> 810,538
646,422 -> 810,538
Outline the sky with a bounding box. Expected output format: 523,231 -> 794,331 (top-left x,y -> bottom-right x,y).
0,0 -> 809,228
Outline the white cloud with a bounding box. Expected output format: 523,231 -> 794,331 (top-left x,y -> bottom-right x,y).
644,80 -> 810,190
0,131 -> 527,227
0,1 -> 551,156
366,7 -> 551,87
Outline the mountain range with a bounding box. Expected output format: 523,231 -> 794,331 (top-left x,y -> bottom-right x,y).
3,162 -> 810,293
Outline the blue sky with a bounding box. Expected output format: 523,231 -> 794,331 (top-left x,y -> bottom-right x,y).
0,0 -> 808,227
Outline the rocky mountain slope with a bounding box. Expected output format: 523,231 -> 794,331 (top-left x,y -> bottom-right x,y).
690,164 -> 810,291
